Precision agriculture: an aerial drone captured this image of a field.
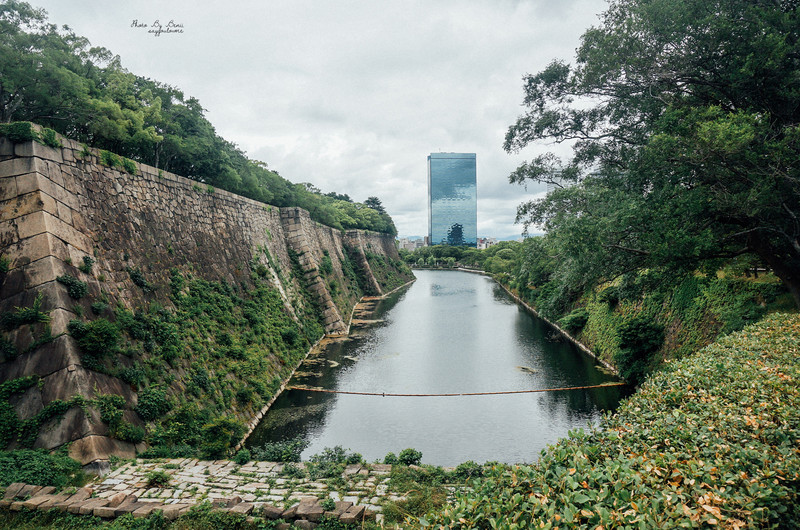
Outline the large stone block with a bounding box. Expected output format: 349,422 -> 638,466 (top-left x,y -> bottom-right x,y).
0,335 -> 81,382
68,435 -> 137,466
0,190 -> 58,222
22,255 -> 70,288
14,141 -> 63,163
0,157 -> 47,179
2,232 -> 68,269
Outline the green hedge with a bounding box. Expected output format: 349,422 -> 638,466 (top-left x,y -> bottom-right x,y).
422,313 -> 800,528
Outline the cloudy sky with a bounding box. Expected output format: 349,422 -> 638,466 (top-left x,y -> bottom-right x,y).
31,0 -> 607,239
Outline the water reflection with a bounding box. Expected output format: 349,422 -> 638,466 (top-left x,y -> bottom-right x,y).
246,270 -> 630,466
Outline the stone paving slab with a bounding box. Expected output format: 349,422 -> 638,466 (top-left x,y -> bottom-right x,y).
0,458 -> 411,525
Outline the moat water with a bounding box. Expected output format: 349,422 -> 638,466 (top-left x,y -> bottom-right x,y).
246,270 -> 629,466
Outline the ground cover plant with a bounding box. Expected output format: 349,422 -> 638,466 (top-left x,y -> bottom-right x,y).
422,313 -> 800,528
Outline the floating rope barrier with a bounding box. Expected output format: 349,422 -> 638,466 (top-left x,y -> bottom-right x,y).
288,382 -> 626,397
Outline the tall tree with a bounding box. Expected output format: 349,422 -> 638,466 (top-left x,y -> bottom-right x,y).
364,196 -> 386,214
506,0 -> 800,307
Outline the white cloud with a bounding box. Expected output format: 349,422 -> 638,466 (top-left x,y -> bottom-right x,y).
32,0 -> 606,237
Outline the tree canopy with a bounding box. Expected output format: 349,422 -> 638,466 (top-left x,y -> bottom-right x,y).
0,0 -> 396,235
505,0 -> 800,307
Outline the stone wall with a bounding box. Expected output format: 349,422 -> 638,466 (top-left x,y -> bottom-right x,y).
0,129 -> 408,469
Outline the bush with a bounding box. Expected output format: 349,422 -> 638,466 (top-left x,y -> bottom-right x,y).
0,122 -> 37,143
383,452 -> 398,465
78,256 -> 94,274
398,448 -> 423,466
145,470 -> 171,488
121,157 -> 137,175
233,448 -> 251,465
307,446 -> 362,480
135,386 -> 171,421
0,292 -> 49,330
614,315 -> 664,385
423,314 -> 800,528
0,450 -> 84,489
57,274 -> 88,299
558,307 -> 590,334
200,418 -> 246,459
68,318 -> 120,368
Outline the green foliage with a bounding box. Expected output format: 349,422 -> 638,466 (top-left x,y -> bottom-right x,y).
232,448 -> 251,465
0,450 -> 84,489
121,157 -> 137,175
306,446 -> 363,480
397,447 -> 422,466
0,122 -> 37,143
614,316 -> 664,385
383,452 -> 397,465
135,386 -> 171,421
281,463 -> 307,479
78,255 -> 94,274
251,437 -> 309,462
57,274 -> 88,299
99,149 -> 121,169
320,497 -> 336,511
0,255 -> 9,274
504,0 -> 800,308
144,469 -> 171,488
200,417 -> 246,459
423,313 -> 800,528
558,307 -> 589,334
126,267 -> 153,292
68,318 -> 120,369
0,291 -> 49,330
40,127 -> 61,148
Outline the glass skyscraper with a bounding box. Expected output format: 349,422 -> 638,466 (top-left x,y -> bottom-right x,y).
427,153 -> 477,246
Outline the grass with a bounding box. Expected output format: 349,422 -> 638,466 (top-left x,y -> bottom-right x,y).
422,312 -> 800,528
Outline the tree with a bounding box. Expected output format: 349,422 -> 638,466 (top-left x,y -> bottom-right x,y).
505,0 -> 800,308
364,196 -> 386,214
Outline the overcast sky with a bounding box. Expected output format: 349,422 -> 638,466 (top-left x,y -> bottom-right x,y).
31,0 -> 607,238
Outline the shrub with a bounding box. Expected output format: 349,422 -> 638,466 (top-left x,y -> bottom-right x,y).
115,423 -> 145,444
200,418 -> 246,459
126,266 -> 152,292
0,292 -> 49,330
135,386 -> 171,421
121,157 -> 137,175
57,274 -> 88,299
614,315 -> 664,385
67,318 -> 120,369
145,470 -> 171,488
398,448 -> 423,466
0,449 -> 84,489
558,307 -> 590,334
99,149 -> 121,168
282,463 -> 307,479
233,448 -> 251,465
307,446 -> 362,480
383,452 -> 398,465
0,122 -> 37,143
40,127 -> 61,148
78,256 -> 94,274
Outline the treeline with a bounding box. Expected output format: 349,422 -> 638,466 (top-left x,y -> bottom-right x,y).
0,1 -> 395,234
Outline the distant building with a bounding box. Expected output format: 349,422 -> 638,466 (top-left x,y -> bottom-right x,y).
428,153 -> 477,247
477,237 -> 497,250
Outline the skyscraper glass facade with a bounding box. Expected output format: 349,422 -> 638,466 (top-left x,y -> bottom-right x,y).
428,153 -> 477,246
